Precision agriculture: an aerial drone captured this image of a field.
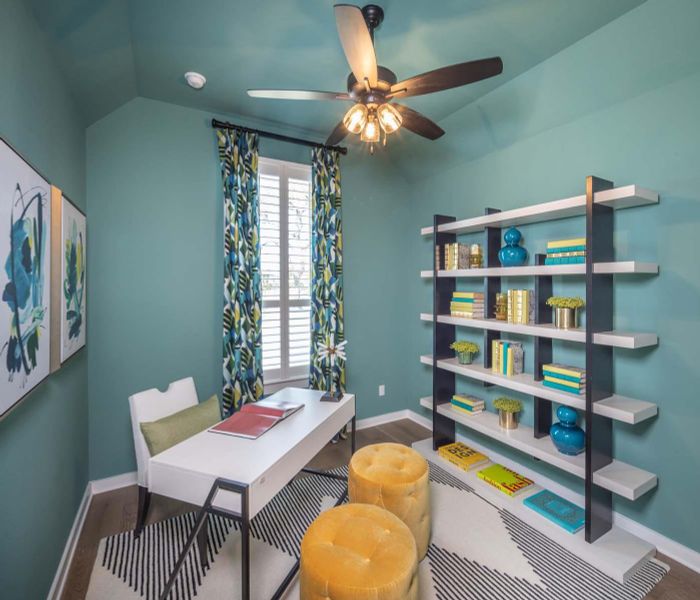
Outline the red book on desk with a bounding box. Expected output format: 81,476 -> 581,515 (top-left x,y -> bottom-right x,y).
209,399 -> 303,439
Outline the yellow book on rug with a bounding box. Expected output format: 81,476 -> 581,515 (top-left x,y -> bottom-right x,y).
439,442 -> 489,471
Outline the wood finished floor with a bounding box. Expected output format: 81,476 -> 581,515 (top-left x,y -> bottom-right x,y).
61,420 -> 697,600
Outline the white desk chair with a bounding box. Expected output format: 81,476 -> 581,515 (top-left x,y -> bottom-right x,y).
128,377 -> 199,536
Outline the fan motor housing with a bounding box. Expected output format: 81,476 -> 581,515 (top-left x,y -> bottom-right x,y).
347,65 -> 397,101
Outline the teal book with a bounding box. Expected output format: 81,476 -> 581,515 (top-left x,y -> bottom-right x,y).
451,297 -> 477,303
544,256 -> 586,265
542,370 -> 584,383
501,342 -> 509,375
524,490 -> 585,533
546,245 -> 586,254
543,380 -> 585,394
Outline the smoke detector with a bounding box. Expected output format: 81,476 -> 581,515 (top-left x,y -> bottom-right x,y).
185,72 -> 206,90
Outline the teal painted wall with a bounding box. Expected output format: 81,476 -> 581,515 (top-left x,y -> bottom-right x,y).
86,97 -> 411,479
400,0 -> 700,551
0,0 -> 88,598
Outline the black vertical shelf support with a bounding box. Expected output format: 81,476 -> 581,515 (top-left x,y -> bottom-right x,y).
585,175 -> 615,543
432,214 -> 456,450
533,253 -> 553,438
483,209 -> 502,380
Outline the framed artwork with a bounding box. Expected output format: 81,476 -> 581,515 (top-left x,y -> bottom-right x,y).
59,195 -> 86,362
0,138 -> 52,419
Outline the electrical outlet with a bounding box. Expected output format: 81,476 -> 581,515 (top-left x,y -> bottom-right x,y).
378,384 -> 385,397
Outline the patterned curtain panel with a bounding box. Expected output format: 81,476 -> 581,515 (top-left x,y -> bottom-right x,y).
309,148 -> 345,393
217,127 -> 263,415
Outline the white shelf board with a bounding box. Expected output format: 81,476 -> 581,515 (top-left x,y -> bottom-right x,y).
420,313 -> 658,349
412,436 -> 656,584
420,261 -> 658,278
419,355 -> 657,424
417,396 -> 657,500
420,185 -> 659,236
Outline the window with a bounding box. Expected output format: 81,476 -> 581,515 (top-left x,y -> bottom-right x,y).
259,157 -> 312,383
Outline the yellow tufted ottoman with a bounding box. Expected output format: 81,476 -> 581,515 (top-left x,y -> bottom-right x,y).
300,503 -> 418,600
348,443 -> 430,560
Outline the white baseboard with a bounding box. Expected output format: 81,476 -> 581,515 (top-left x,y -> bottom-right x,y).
90,471 -> 137,495
405,407 -> 700,575
355,408 -> 415,430
47,483 -> 92,600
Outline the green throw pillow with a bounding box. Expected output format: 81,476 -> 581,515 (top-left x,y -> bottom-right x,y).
140,394 -> 221,456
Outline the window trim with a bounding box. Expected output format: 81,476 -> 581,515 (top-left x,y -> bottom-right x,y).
259,156 -> 312,384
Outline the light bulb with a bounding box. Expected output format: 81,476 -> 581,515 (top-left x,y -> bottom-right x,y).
360,114 -> 380,143
343,104 -> 368,134
377,103 -> 402,134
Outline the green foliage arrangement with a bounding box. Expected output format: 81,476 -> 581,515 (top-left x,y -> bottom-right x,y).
493,397 -> 523,413
546,296 -> 585,309
450,340 -> 480,355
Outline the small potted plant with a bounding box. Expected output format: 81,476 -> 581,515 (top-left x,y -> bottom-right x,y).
450,340 -> 479,365
493,397 -> 523,430
546,296 -> 585,329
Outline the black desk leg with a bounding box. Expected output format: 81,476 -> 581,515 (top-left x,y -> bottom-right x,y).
240,489 -> 251,600
196,521 -> 208,568
351,415 -> 357,455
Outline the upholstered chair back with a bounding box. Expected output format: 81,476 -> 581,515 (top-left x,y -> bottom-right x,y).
128,377 -> 199,487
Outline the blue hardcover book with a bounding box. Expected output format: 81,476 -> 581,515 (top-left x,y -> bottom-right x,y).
451,297 -> 477,303
524,490 -> 585,533
543,380 -> 585,394
544,256 -> 586,265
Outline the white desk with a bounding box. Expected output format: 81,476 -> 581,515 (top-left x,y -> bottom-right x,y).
153,388 -> 355,600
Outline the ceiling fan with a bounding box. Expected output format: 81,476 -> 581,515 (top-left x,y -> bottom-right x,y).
247,4 -> 503,153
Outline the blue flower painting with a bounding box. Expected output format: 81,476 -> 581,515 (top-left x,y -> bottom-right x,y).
60,197 -> 86,361
0,139 -> 51,417
2,184 -> 47,376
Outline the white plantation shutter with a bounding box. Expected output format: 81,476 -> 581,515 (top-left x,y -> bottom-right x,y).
259,158 -> 312,382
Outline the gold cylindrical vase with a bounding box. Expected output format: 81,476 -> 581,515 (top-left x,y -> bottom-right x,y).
553,307 -> 578,329
498,410 -> 518,430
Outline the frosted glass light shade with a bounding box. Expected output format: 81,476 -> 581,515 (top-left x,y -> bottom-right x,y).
360,115 -> 380,143
343,104 -> 368,134
377,103 -> 402,134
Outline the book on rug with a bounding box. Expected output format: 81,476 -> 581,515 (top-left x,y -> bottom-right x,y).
523,489 -> 585,533
209,399 -> 303,439
477,463 -> 535,497
438,441 -> 489,471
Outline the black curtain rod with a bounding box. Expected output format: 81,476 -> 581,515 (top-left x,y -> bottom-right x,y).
211,119 -> 348,155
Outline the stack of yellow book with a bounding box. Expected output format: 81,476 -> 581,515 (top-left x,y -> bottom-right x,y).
542,363 -> 585,394
450,291 -> 485,318
438,442 -> 489,472
450,393 -> 485,416
545,237 -> 586,265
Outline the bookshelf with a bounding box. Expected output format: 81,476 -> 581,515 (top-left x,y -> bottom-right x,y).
420,176 -> 659,562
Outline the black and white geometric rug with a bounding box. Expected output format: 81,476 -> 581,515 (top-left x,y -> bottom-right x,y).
86,461 -> 668,600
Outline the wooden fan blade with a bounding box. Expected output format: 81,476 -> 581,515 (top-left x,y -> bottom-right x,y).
389,57 -> 503,99
393,104 -> 445,140
247,89 -> 351,101
335,4 -> 378,87
326,120 -> 349,146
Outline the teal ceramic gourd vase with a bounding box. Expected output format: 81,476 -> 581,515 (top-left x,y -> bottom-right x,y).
498,227 -> 528,266
550,406 -> 585,455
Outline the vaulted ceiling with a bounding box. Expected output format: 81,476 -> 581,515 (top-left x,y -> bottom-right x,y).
28,0 -> 645,140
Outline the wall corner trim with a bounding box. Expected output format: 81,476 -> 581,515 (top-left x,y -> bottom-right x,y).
47,484 -> 92,600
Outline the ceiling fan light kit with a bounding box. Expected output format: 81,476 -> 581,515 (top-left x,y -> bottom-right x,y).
247,4 -> 504,154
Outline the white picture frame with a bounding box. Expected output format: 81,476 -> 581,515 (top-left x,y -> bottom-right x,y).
0,137 -> 52,419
